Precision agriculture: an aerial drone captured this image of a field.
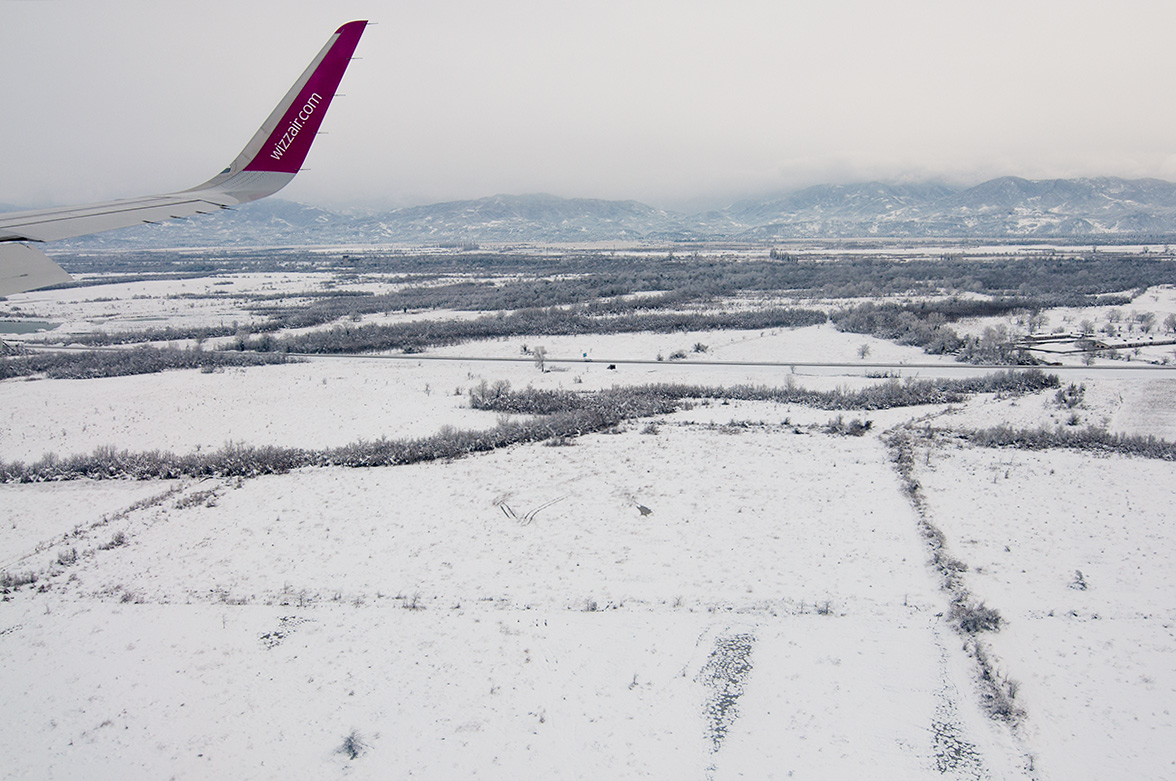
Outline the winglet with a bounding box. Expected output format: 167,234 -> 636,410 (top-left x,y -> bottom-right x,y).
190,20 -> 367,202
243,21 -> 367,174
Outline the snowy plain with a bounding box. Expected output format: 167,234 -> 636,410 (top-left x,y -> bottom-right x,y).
2,269 -> 1176,779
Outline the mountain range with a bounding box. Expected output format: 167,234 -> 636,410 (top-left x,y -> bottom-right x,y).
46,176 -> 1176,248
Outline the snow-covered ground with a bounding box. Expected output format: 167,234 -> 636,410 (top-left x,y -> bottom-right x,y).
910,443 -> 1176,779
1,422 -> 1026,779
3,270 -> 1176,779
0,323 -> 949,464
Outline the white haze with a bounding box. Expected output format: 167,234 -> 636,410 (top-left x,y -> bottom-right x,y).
3,0 -> 1176,211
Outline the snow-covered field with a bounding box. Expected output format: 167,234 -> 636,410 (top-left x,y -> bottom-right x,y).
3,271 -> 1176,779
0,322 -> 950,464
910,443 -> 1176,779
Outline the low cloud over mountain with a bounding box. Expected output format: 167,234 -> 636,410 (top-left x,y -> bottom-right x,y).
53,177 -> 1176,248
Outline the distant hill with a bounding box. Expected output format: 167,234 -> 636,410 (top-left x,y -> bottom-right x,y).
52,176 -> 1176,248
355,193 -> 683,243
730,178 -> 1176,240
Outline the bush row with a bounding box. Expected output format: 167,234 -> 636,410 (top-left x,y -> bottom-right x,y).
0,391 -> 680,482
262,305 -> 829,355
956,424 -> 1176,460
2,370 -> 1054,482
471,370 -> 1059,415
0,347 -> 291,381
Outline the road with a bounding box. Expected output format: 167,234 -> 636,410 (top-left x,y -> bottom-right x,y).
16,341 -> 1176,381
286,351 -> 1176,382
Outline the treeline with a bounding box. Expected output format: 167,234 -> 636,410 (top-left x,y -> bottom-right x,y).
253,306 -> 829,355
955,424 -> 1176,460
832,301 -> 966,355
59,286 -> 1105,361
44,249 -> 1163,350
61,322 -> 281,348
233,254 -> 1164,327
0,389 -> 680,482
0,347 -> 291,381
0,370 -> 1057,482
60,284 -> 727,349
57,247 -> 1176,300
831,299 -> 1069,363
248,277 -> 688,330
471,370 -> 1059,415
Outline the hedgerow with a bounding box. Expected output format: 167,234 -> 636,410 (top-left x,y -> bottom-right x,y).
0,347 -> 291,380
0,389 -> 679,482
0,370 -> 1057,482
265,305 -> 829,355
471,370 -> 1058,415
954,424 -> 1176,460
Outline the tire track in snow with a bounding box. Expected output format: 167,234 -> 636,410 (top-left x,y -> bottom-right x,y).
930,625 -> 988,780
888,425 -> 1037,777
696,630 -> 756,754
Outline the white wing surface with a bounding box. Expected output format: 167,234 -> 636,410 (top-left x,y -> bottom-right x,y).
0,20 -> 367,296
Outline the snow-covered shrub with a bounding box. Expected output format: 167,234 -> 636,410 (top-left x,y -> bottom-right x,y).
0,570 -> 38,593
336,730 -> 368,760
824,416 -> 872,436
98,531 -> 127,550
1054,382 -> 1085,409
0,346 -> 289,381
951,600 -> 1002,634
958,424 -> 1176,460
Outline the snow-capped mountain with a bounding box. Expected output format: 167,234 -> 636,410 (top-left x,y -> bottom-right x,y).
36,176 -> 1176,248
355,193 -> 682,243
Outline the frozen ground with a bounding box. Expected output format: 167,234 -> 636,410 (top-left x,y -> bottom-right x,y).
2,272 -> 1176,779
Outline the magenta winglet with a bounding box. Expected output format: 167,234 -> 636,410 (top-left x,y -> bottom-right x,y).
244,20 -> 367,174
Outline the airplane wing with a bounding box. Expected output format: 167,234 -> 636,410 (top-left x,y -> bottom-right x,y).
0,20 -> 367,296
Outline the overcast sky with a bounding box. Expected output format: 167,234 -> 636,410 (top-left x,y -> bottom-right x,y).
4,0 -> 1176,211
